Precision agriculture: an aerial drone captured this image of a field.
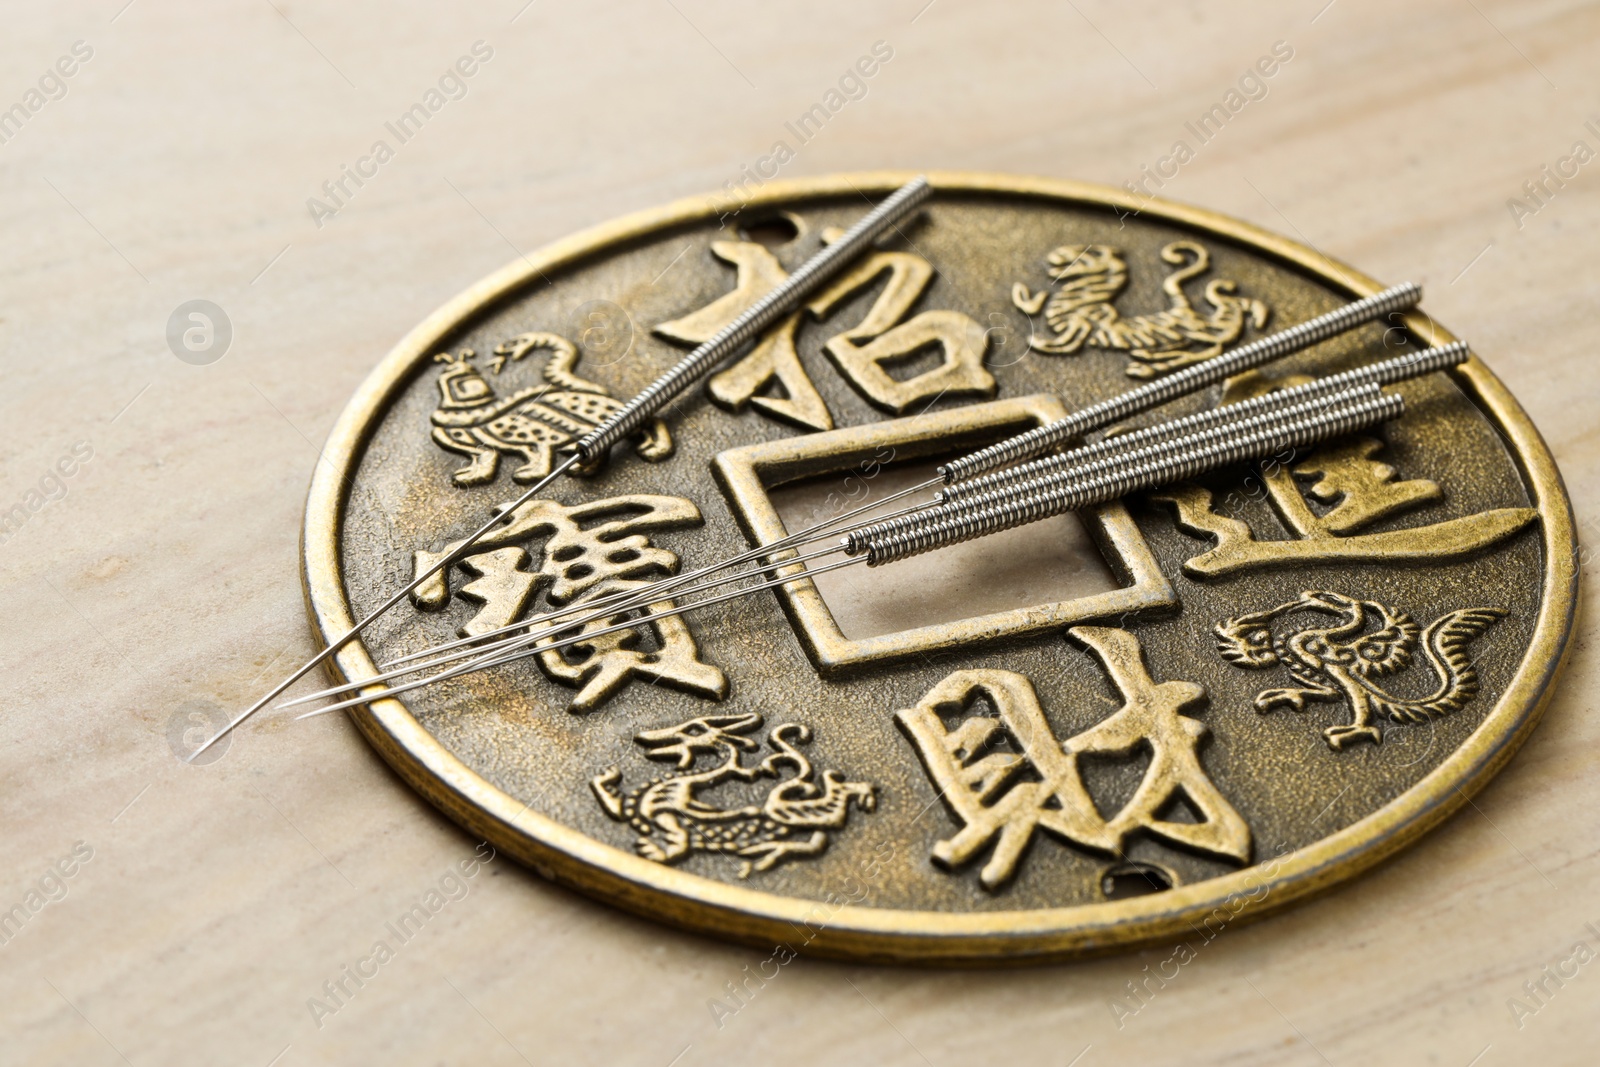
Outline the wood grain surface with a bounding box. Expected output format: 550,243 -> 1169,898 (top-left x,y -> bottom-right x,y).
1,1 -> 1596,1064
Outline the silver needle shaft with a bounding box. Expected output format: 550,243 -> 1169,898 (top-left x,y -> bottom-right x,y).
280,540 -> 851,706
189,449 -> 584,761
376,489 -> 932,671
862,392 -> 1405,565
295,554 -> 863,720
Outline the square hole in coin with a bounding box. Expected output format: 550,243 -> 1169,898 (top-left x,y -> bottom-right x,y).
767,458 -> 1119,640
710,396 -> 1177,676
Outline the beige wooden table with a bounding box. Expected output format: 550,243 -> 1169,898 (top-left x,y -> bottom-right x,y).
2,2 -> 1596,1064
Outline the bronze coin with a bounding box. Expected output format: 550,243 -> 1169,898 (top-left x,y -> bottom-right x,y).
302,173 -> 1575,963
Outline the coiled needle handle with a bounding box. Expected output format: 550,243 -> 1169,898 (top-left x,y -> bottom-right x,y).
937,281 -> 1421,484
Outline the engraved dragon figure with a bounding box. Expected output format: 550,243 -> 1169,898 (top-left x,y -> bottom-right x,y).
591,712 -> 876,877
1011,240 -> 1268,378
1214,590 -> 1505,750
429,331 -> 672,486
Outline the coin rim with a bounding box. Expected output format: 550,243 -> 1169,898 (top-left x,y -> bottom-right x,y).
301,171 -> 1579,963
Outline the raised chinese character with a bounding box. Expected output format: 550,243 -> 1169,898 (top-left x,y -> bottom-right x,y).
411,494 -> 727,711
654,241 -> 834,431
1151,402 -> 1537,579
654,227 -> 995,430
1286,436 -> 1440,533
805,230 -> 995,413
896,626 -> 1249,890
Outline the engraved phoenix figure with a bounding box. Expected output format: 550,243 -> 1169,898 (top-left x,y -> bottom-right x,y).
1214,590 -> 1505,749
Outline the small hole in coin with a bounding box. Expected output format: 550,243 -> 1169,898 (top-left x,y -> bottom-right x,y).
1100,863 -> 1174,900
738,214 -> 800,248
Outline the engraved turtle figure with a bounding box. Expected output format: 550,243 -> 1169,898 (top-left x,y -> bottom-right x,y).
428,331 -> 673,486
590,712 -> 877,878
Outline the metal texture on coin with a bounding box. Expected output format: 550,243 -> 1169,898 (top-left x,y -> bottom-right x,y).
302,173 -> 1576,963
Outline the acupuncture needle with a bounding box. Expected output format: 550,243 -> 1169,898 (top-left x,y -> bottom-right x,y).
294,386 -> 1401,718
381,288 -> 1425,672
291,381 -> 1359,702
349,335 -> 1460,689
304,390 -> 1400,715
851,341 -> 1471,549
291,340 -> 1462,706
861,392 -> 1406,565
314,384 -> 1387,695
291,379 -> 1321,703
295,385 -> 1395,708
192,176 -> 935,759
516,281 -> 1425,635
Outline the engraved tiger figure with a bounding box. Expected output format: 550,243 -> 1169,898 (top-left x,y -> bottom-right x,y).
1012,240 -> 1269,378
429,331 -> 673,486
